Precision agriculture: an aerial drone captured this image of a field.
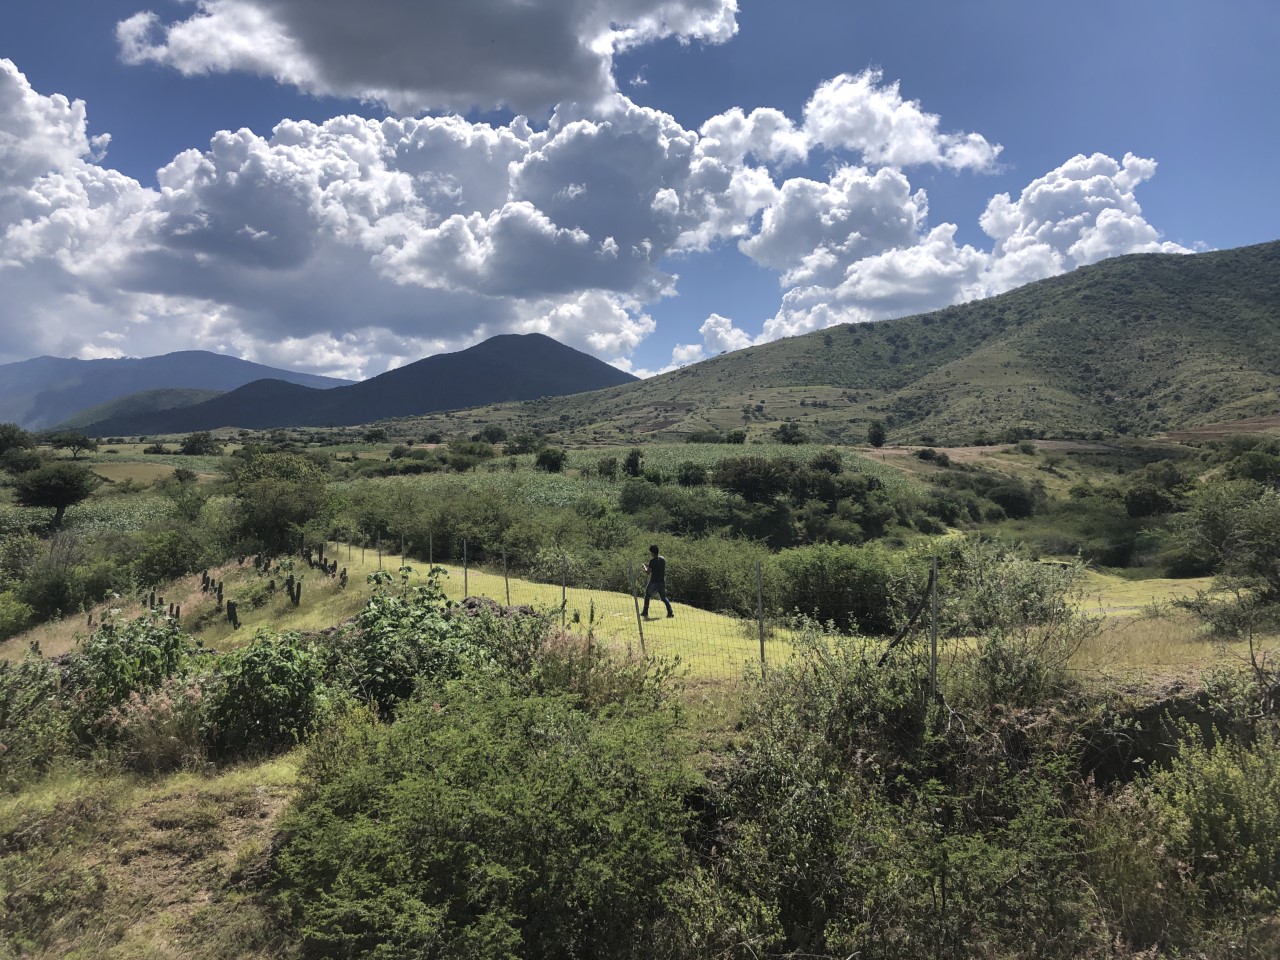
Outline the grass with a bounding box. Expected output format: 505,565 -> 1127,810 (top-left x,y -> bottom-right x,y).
0,756 -> 301,960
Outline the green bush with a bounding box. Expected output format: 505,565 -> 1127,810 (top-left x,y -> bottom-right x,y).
772,542 -> 910,634
0,653 -> 73,790
326,569 -> 481,713
701,621 -> 1100,959
1146,728 -> 1280,911
62,613 -> 201,736
0,590 -> 34,640
274,672 -> 695,960
206,631 -> 325,757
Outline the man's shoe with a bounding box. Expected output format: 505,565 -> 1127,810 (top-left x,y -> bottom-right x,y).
667,612 -> 675,618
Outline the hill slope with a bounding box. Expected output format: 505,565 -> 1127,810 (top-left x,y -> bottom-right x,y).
83,333 -> 638,434
400,241 -> 1280,444
0,351 -> 351,430
54,388 -> 224,430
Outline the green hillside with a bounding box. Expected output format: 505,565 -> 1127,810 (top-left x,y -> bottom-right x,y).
54,387 -> 223,430
396,241 -> 1280,444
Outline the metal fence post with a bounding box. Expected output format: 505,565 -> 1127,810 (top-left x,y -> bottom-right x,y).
503,548 -> 511,607
629,560 -> 646,654
756,559 -> 767,677
464,539 -> 469,597
561,555 -> 568,628
429,533 -> 433,567
377,533 -> 382,571
930,554 -> 939,699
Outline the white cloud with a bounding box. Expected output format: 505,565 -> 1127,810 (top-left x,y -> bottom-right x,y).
0,55 -> 1192,381
116,0 -> 739,114
739,164 -> 927,284
802,70 -> 1002,171
979,151 -> 1190,292
699,313 -> 752,354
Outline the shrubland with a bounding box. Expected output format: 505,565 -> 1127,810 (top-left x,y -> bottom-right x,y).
4,425 -> 1280,956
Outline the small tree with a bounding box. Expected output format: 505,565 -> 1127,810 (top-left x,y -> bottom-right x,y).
179,431 -> 224,456
46,431 -> 98,460
867,420 -> 887,448
773,422 -> 808,445
0,423 -> 34,457
623,448 -> 644,478
535,448 -> 568,473
13,463 -> 101,527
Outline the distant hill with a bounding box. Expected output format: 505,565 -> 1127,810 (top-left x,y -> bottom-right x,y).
82,333 -> 638,434
0,352 -> 351,431
55,388 -> 224,430
394,241 -> 1280,445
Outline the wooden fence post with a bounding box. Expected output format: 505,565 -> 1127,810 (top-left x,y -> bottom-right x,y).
629,560 -> 646,654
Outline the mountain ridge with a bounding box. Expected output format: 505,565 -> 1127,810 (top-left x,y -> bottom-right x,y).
392,241 -> 1280,444
80,333 -> 638,434
0,351 -> 352,430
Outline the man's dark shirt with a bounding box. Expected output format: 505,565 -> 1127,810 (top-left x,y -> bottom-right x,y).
647,555 -> 666,582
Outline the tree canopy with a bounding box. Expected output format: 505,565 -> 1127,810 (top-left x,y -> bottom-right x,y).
12,462 -> 101,527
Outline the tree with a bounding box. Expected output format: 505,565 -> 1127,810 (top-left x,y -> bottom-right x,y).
1,446 -> 47,476
45,431 -> 97,460
179,431 -> 224,456
623,448 -> 644,478
773,422 -> 808,445
535,448 -> 567,473
0,423 -> 34,457
867,420 -> 887,448
12,463 -> 101,527
477,424 -> 509,444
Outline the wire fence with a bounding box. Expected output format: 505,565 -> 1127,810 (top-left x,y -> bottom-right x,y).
331,534 -> 940,684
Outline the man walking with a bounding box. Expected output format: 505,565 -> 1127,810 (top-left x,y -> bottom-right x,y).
642,544 -> 674,618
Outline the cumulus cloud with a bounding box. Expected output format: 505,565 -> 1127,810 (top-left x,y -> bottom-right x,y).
802,70 -> 1001,171
736,155 -> 1188,348
1,53 -> 1190,380
1,59 -> 734,375
116,0 -> 739,114
978,151 -> 1188,291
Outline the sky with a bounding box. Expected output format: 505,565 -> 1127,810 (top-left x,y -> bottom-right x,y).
1,1 -> 1276,380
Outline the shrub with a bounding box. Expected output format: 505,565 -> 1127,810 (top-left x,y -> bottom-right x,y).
1144,727 -> 1280,912
675,461 -> 707,486
772,542 -> 910,635
326,569 -> 481,714
0,653 -> 73,789
274,671 -> 695,960
534,447 -> 567,473
0,590 -> 35,640
62,613 -> 201,736
99,675 -> 207,773
206,631 -> 324,758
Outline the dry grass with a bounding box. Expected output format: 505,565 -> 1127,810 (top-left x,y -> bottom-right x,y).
0,755 -> 301,960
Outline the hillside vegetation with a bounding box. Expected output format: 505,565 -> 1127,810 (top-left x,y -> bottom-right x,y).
397,241 -> 1280,445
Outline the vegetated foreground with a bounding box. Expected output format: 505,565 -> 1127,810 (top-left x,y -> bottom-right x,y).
5,423 -> 1280,957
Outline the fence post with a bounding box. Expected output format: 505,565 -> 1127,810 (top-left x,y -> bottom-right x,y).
503,549 -> 511,607
429,533 -> 433,567
400,531 -> 405,569
756,559 -> 767,677
629,560 -> 646,654
561,555 -> 568,628
463,539 -> 469,597
377,533 -> 382,571
930,554 -> 939,699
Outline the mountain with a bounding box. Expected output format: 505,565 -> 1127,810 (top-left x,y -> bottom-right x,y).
54,388 -> 224,430
81,333 -> 638,434
393,241 -> 1280,445
0,351 -> 352,431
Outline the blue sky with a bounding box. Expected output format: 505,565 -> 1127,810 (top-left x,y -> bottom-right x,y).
1,0 -> 1276,378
